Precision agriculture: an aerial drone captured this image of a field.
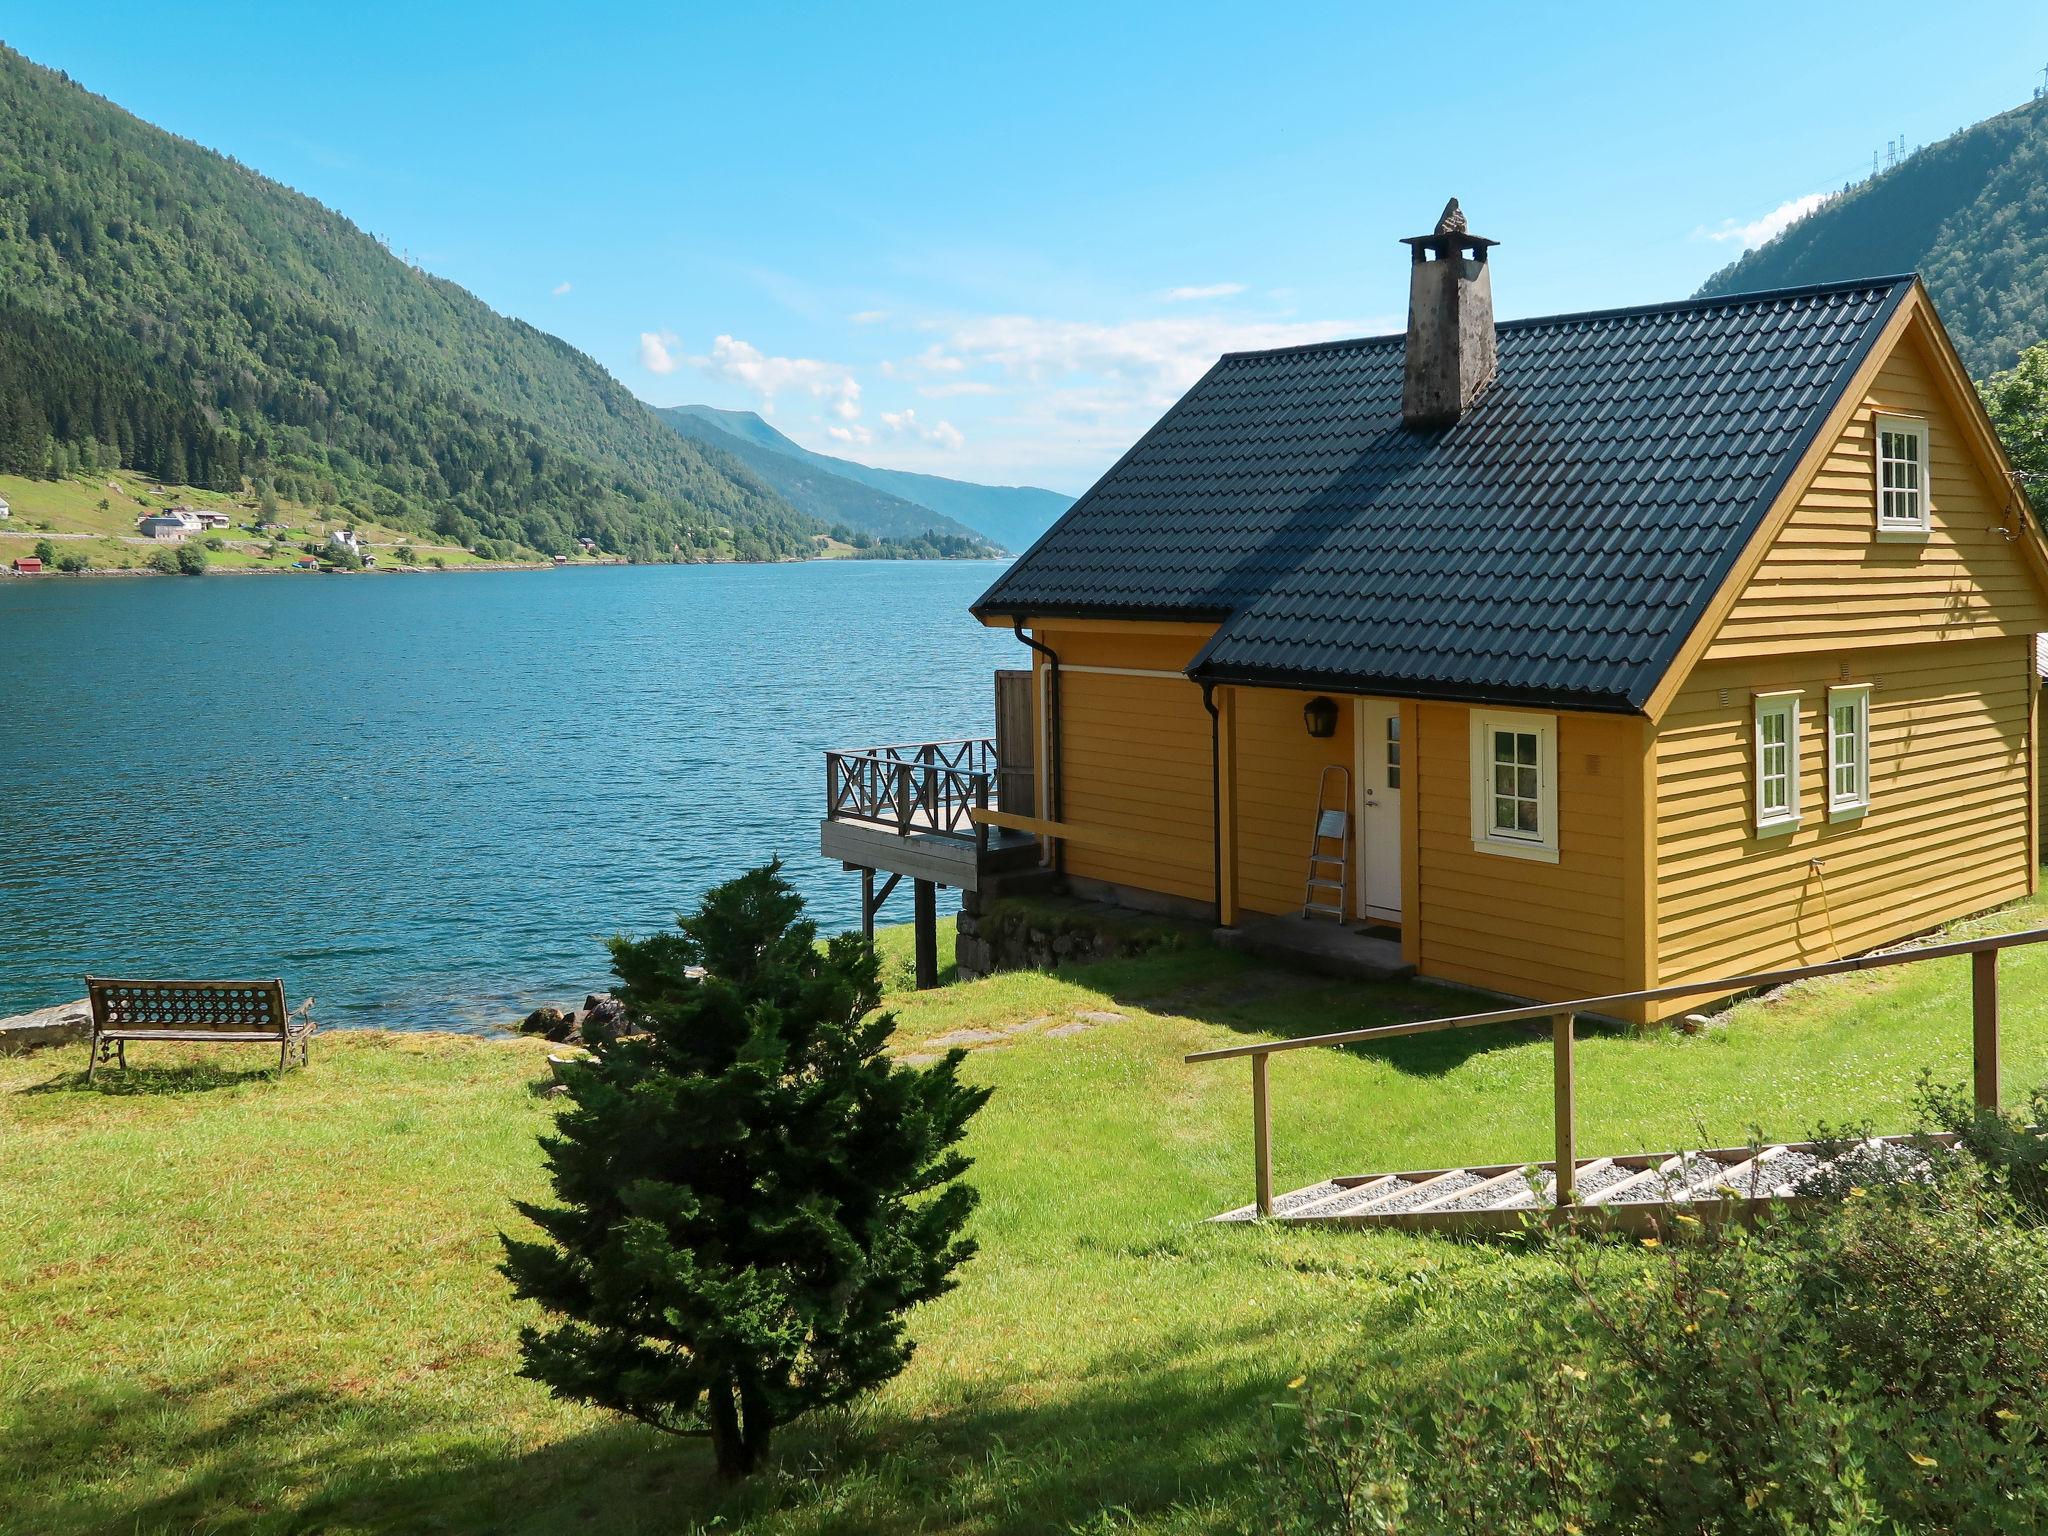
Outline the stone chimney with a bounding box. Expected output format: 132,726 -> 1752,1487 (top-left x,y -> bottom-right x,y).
1400,199 -> 1498,430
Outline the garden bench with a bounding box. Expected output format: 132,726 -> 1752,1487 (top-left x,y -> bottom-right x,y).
84,977 -> 314,1080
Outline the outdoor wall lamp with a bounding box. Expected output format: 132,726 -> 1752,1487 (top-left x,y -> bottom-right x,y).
1302,696 -> 1338,739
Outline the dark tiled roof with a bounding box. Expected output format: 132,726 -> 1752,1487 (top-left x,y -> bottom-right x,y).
974,277 -> 1915,713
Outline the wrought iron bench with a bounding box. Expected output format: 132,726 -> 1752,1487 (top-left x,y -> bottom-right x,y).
84,977 -> 314,1080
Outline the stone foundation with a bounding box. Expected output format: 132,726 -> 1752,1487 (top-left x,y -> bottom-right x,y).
954,888 -> 1194,980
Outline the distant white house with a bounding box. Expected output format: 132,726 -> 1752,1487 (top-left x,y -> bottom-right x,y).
193,510 -> 231,530
328,529 -> 362,554
0,495 -> 11,519
138,511 -> 198,541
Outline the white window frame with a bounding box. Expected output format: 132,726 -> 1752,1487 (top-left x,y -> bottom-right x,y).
1469,710 -> 1559,863
1753,690 -> 1802,836
1826,684 -> 1871,820
1873,414 -> 1931,538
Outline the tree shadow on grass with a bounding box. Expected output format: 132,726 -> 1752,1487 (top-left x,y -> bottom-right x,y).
1055,941 -> 1535,1080
0,1313 -> 1404,1536
20,1059 -> 282,1097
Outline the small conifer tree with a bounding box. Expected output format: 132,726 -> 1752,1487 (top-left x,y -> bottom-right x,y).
502,862 -> 989,1478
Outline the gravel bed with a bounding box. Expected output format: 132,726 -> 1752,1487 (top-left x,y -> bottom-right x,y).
1753,1150 -> 1823,1193
1355,1169 -> 1488,1215
1604,1154 -> 1716,1206
1211,1179 -> 1351,1223
1569,1161 -> 1640,1202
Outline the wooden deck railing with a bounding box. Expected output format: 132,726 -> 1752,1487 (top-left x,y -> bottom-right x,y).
824,738 -> 995,844
1187,925 -> 2048,1219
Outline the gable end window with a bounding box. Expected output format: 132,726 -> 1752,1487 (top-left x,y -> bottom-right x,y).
1874,415 -> 1930,536
1827,684 -> 1871,819
1753,690 -> 1802,836
1468,710 -> 1559,863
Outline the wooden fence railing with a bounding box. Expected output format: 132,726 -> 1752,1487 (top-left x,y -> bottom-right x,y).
1186,925 -> 2048,1219
824,738 -> 995,844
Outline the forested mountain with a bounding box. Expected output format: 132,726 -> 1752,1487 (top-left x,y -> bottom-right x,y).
651,405 -> 997,550
663,404 -> 1071,553
0,45 -> 825,562
1698,96 -> 2048,378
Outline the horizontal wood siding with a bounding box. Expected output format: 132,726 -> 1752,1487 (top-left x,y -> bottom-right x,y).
1706,329 -> 2048,660
1652,637 -> 2035,1010
1232,686 -> 1352,917
1051,645 -> 1214,903
1414,705 -> 1636,1003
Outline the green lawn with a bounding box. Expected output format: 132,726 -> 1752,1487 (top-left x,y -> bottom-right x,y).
0,469 -> 599,573
6,893 -> 2048,1534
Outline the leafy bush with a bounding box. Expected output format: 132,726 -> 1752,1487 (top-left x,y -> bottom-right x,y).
174,543 -> 207,575
54,550 -> 88,572
32,538 -> 54,563
1917,1072 -> 2048,1218
501,862 -> 990,1479
147,548 -> 176,574
202,535 -> 225,550
1270,1182 -> 2048,1533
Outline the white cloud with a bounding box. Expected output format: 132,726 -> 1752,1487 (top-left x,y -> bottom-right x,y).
687,334 -> 862,419
918,380 -> 999,399
551,280 -> 573,296
1698,192 -> 1829,249
1162,282 -> 1247,302
828,424 -> 875,445
907,311 -> 1384,403
880,408 -> 964,451
639,330 -> 680,374
849,309 -> 889,324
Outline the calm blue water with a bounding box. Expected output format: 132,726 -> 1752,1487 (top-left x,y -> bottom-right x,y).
0,562 -> 1017,1028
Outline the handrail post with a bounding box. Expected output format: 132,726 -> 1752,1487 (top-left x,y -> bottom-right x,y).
895,761 -> 912,834
1553,1012 -> 1575,1211
1974,947 -> 2001,1112
974,773 -> 990,858
1252,1052 -> 1273,1218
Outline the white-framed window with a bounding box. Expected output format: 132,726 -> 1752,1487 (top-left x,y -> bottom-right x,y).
1469,710 -> 1559,863
1753,690 -> 1802,835
1827,684 -> 1871,819
1874,415 -> 1930,536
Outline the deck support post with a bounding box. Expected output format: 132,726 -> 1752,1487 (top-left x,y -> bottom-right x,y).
1974,947 -> 2001,1112
1553,1012 -> 1576,1209
861,869 -> 876,945
1252,1052 -> 1273,1219
913,879 -> 938,990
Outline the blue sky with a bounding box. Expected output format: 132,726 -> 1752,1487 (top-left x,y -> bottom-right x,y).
8,1 -> 2048,492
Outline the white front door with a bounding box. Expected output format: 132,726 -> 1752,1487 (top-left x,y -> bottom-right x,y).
1354,702 -> 1403,922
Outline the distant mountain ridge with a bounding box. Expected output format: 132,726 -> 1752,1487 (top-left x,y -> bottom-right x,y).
1697,96 -> 2048,378
0,45 -> 828,561
651,405 -> 995,550
659,404 -> 1071,554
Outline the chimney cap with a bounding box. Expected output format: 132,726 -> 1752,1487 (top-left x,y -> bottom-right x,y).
1400,197 -> 1497,257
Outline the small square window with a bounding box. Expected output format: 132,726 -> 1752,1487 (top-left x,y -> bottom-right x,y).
1874,416 -> 1930,535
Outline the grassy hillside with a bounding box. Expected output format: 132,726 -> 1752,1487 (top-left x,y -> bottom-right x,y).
666,404 -> 1072,554
655,406 -> 998,551
6,891 -> 2048,1532
1698,95 -> 2048,376
0,46 -> 825,564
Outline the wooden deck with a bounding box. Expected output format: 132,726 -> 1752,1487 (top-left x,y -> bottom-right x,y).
1210,1131 -> 1952,1234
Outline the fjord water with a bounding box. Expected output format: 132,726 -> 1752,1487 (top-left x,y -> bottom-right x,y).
0,562 -> 1018,1027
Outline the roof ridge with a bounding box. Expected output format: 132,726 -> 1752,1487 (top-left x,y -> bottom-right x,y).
1214,274 -> 1918,363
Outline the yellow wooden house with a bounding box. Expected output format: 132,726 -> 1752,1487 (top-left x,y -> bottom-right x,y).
966,206 -> 2048,1022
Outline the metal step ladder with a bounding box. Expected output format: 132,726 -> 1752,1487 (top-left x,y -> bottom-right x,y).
1301,764 -> 1352,921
